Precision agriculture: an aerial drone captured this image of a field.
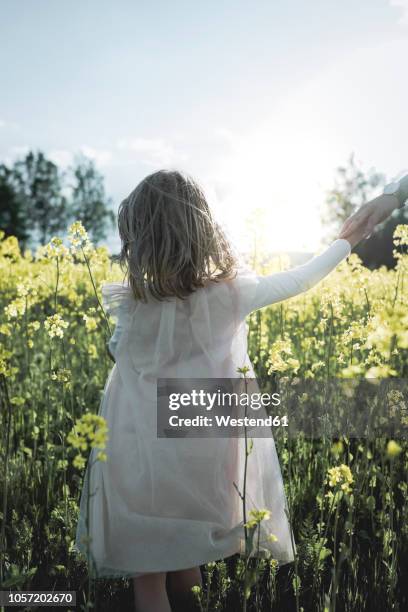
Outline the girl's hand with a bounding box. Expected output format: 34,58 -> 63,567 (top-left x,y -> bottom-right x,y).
339,224 -> 368,249
339,194 -> 399,242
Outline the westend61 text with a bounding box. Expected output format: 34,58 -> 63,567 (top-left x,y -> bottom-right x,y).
168,415 -> 289,428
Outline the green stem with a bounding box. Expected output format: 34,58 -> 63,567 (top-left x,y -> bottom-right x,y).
242,374 -> 249,612
0,374 -> 13,594
286,436 -> 300,612
330,503 -> 340,612
54,256 -> 60,311
326,301 -> 334,380
81,246 -> 111,338
24,295 -> 30,377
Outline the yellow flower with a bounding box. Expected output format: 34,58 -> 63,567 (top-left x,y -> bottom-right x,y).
245,508 -> 271,529
68,221 -> 93,255
365,364 -> 398,378
37,236 -> 72,261
69,221 -> 88,241
327,464 -> 353,495
191,585 -> 202,596
10,396 -> 25,406
88,343 -> 98,359
237,365 -> 250,376
44,314 -> 69,339
393,224 -> 408,247
387,390 -> 404,404
386,440 -> 402,458
267,338 -> 299,373
73,455 -> 86,470
0,233 -> 21,259
5,297 -> 26,319
51,368 -> 71,385
267,533 -> 278,542
331,440 -> 344,456
67,413 -> 109,469
0,323 -> 12,336
83,314 -> 98,331
0,347 -> 18,378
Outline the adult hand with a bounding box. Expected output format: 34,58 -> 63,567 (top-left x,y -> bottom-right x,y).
339,194 -> 399,241
340,224 -> 371,250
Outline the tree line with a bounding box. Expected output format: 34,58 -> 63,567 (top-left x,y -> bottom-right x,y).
0,150 -> 406,267
0,150 -> 115,249
323,153 -> 407,268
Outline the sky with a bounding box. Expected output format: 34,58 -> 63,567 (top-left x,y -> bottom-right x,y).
1,0 -> 408,254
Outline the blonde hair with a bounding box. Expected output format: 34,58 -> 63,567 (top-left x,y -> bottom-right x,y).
118,169 -> 239,301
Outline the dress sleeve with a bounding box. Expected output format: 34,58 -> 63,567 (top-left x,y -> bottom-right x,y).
243,238 -> 351,316
101,282 -> 135,357
106,316 -> 125,358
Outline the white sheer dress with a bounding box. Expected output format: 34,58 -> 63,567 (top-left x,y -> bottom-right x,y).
74,239 -> 350,578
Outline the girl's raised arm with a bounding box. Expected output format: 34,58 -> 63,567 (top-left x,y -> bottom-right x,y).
247,239 -> 351,314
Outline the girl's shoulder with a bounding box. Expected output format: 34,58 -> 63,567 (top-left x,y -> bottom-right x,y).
101,281 -> 136,321
223,265 -> 258,288
101,267 -> 259,323
209,266 -> 260,321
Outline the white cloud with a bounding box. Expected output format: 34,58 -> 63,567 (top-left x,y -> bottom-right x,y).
2,145 -> 29,166
390,0 -> 408,25
48,149 -> 74,167
80,145 -> 112,167
9,145 -> 30,157
116,137 -> 188,167
4,145 -> 114,170
50,146 -> 114,168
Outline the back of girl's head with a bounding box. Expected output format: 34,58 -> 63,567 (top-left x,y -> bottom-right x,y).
118,169 -> 238,301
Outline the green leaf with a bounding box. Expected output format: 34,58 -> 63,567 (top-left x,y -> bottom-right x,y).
1,566 -> 37,588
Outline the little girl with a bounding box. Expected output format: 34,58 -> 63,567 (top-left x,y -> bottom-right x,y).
74,169 -> 368,612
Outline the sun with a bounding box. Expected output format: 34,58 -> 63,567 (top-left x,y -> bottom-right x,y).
207,114 -> 341,255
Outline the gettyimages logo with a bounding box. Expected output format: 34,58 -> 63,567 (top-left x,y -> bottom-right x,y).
157,377 -> 284,438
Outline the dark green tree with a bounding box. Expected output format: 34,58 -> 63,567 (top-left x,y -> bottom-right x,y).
322,152 -> 385,242
68,154 -> 115,243
12,151 -> 68,245
0,150 -> 115,248
0,164 -> 30,247
322,153 -> 408,268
